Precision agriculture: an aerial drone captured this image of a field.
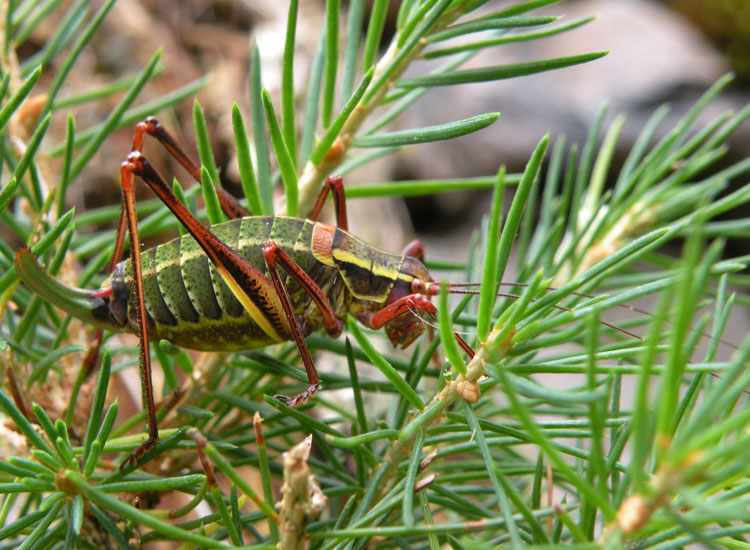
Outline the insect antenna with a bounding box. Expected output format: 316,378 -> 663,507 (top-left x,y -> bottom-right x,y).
449,281 -> 740,352
444,284 -> 745,393
446,287 -> 643,342
408,303 -> 476,359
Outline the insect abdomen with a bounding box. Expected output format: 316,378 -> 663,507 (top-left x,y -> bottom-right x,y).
113,216 -> 337,351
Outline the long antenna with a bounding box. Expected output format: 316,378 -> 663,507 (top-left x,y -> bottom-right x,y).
448,281 -> 740,351
447,288 -> 643,342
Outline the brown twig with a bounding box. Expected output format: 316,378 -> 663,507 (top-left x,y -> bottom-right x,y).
277,435 -> 327,550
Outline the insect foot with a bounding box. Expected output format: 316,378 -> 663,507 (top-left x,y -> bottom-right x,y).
120,437 -> 158,472
275,383 -> 321,408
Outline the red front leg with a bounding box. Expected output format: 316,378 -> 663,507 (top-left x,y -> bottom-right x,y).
358,294 -> 435,330
401,239 -> 425,261
358,293 -> 475,360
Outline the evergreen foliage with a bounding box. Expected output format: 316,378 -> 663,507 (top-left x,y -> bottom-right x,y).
0,1 -> 748,548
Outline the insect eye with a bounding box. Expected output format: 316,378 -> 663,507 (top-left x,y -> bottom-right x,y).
412,279 -> 426,294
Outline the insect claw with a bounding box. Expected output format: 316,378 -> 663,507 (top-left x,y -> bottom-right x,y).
274,383 -> 321,408
273,393 -> 291,404
120,438 -> 158,472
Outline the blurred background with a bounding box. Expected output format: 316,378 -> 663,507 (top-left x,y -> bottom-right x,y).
26,0 -> 747,255
18,0 -> 749,344
1,2 -> 747,540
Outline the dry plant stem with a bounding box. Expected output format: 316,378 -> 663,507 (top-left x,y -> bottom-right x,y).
4,366 -> 31,420
546,465 -> 554,537
280,38 -> 399,217
277,434 -> 327,550
253,411 -> 264,445
278,11 -> 457,217
414,472 -> 437,493
191,429 -> 218,488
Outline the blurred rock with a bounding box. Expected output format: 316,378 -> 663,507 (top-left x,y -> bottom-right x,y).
36,0 -> 747,256
668,0 -> 750,79
396,0 -> 748,232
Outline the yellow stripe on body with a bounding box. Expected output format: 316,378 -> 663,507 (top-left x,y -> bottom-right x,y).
330,233 -> 402,302
332,248 -> 403,280
214,264 -> 286,343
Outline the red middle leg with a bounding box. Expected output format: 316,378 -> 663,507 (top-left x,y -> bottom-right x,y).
401,239 -> 425,261
262,242 -> 336,407
309,175 -> 348,230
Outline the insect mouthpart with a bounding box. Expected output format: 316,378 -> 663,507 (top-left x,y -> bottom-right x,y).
420,280 -> 439,296
383,296 -> 428,349
381,256 -> 435,349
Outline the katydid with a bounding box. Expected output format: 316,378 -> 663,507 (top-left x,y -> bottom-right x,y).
16,118 -> 647,465
15,117 -> 478,464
